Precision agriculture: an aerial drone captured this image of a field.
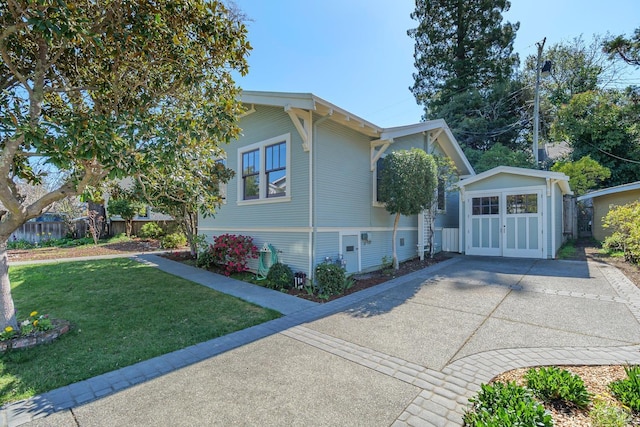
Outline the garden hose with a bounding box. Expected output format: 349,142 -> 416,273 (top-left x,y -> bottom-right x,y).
256,244 -> 278,280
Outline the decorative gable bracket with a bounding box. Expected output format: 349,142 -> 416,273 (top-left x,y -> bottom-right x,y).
284,105 -> 312,152
370,138 -> 394,171
426,128 -> 443,154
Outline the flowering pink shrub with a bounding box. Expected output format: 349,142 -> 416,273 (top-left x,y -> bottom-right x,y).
208,234 -> 258,276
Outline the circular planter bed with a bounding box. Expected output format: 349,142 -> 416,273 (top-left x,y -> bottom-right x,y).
0,319 -> 71,352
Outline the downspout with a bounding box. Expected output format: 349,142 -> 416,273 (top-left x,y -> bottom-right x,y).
310,114 -> 332,277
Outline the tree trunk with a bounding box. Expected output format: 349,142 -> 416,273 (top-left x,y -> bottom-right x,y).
0,240 -> 18,330
180,210 -> 198,258
392,212 -> 400,270
125,219 -> 133,237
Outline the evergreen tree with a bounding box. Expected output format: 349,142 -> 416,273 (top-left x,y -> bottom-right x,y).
408,0 -> 519,117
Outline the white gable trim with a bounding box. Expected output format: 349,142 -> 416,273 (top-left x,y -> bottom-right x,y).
458,166 -> 572,195
576,181 -> 640,201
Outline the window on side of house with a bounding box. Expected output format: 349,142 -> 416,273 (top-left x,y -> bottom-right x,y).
265,141 -> 286,198
242,149 -> 260,200
437,178 -> 446,212
238,134 -> 290,204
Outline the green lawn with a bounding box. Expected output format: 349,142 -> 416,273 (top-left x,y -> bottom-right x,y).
0,259 -> 281,405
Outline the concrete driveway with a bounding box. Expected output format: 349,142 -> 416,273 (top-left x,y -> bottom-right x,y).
6,255 -> 640,427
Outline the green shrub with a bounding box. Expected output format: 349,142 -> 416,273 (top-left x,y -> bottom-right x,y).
525,366 -> 591,408
196,244 -> 216,269
315,263 -> 349,296
139,222 -> 165,239
602,201 -> 640,264
161,232 -> 187,249
463,382 -> 553,426
609,365 -> 640,412
266,263 -> 294,290
589,400 -> 630,427
7,239 -> 35,250
200,234 -> 258,276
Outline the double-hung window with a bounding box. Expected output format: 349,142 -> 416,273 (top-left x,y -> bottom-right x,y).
238,134 -> 290,204
242,150 -> 260,200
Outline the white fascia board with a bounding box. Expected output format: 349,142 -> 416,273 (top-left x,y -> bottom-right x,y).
240,90 -> 382,137
577,181 -> 640,201
380,119 -> 475,176
458,166 -> 571,193
241,91 -> 317,110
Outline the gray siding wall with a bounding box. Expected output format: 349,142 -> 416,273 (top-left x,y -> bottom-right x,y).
199,105 -> 310,231
200,108 -> 448,275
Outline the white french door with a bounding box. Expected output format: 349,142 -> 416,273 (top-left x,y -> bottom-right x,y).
466,190 -> 544,258
503,190 -> 543,258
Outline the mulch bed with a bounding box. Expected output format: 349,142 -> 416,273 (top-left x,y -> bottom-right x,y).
8,238 -> 163,262
161,251 -> 452,303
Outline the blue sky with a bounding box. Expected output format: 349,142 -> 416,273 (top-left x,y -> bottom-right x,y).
234,0 -> 640,128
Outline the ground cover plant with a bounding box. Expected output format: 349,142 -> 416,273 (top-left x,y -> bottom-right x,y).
463,381 -> 553,426
487,365 -> 639,426
0,259 -> 280,405
609,365 -> 640,412
525,366 -> 591,408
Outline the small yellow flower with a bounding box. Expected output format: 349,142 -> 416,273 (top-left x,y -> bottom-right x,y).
30,311 -> 38,317
4,326 -> 13,333
33,320 -> 39,327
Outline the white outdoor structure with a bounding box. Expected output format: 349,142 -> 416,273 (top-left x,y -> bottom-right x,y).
457,166 -> 572,259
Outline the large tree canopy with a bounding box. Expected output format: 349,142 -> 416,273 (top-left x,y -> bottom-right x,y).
408,0 -> 521,154
552,90 -> 640,187
604,27 -> 640,66
0,0 -> 250,329
408,0 -> 519,117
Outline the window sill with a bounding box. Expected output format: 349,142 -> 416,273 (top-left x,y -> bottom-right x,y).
237,196 -> 291,206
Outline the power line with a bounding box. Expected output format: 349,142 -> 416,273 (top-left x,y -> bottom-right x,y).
584,141 -> 640,164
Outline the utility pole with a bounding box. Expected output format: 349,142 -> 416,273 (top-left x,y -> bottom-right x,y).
533,37 -> 546,168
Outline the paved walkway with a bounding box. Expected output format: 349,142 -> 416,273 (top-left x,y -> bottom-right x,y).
2,255 -> 640,426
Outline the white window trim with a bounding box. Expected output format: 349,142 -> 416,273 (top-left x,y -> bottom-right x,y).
237,133 -> 291,205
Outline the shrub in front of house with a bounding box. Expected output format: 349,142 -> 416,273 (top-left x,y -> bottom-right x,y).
203,234 -> 259,276
139,222 -> 165,239
602,201 -> 640,264
265,263 -> 294,290
161,232 -> 187,249
314,263 -> 350,297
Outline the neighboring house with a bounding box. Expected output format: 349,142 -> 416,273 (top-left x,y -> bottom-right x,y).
457,167 -> 572,259
10,213 -> 68,243
103,177 -> 175,236
539,141 -> 571,166
198,91 -> 474,276
576,181 -> 640,242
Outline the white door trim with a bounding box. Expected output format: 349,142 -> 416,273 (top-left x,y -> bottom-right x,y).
465,186 -> 546,259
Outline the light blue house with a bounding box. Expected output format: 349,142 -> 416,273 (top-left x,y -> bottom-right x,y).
198,91 -> 474,276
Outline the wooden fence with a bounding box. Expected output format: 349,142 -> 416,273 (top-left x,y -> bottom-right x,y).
10,221 -> 68,243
